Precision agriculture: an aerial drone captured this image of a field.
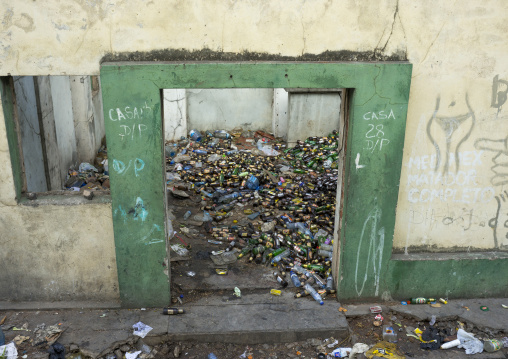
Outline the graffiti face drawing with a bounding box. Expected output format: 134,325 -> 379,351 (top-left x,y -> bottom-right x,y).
426,94 -> 475,174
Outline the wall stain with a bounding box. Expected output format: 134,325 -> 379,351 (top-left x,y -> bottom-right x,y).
13,13 -> 35,33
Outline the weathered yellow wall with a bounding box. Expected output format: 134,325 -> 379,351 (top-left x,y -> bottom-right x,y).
0,93 -> 118,304
1,0 -> 508,303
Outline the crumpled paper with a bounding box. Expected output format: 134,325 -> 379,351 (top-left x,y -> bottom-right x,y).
132,322 -> 153,338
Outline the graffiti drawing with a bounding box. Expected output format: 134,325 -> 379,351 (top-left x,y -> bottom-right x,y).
355,203 -> 384,297
488,190 -> 508,249
426,94 -> 475,174
492,75 -> 508,110
139,224 -> 163,245
475,136 -> 508,186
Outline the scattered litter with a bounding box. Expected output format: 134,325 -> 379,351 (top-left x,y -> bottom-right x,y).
132,322 -> 153,338
326,339 -> 338,348
338,307 -> 347,313
48,342 -> 65,359
234,287 -> 242,297
439,298 -> 448,304
78,162 -> 98,173
480,306 -> 489,311
429,315 -> 436,326
162,308 -> 185,315
186,271 -> 196,277
33,324 -> 63,345
12,323 -> 29,331
457,328 -> 483,354
270,289 -> 281,296
125,351 -> 142,359
441,339 -> 460,349
370,306 -> 382,313
365,341 -> 404,359
502,304 -> 508,309
170,244 -> 189,257
210,250 -> 238,266
215,269 -> 228,275
330,347 -> 351,357
0,343 -> 17,359
13,335 -> 29,345
349,343 -> 370,359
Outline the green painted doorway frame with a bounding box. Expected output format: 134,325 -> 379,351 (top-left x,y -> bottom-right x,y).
100,62 -> 412,307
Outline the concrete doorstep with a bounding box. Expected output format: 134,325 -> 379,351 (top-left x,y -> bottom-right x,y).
0,291 -> 348,358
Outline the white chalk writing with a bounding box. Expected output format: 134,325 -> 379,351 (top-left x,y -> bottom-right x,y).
363,109 -> 395,121
112,158 -> 145,177
108,102 -> 152,121
355,203 -> 384,297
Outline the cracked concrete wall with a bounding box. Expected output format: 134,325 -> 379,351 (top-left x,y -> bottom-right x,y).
0,0 -> 508,303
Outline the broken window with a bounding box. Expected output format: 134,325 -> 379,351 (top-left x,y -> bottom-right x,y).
10,75 -> 108,195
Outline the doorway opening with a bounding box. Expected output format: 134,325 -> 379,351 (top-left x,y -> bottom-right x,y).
162,88 -> 348,302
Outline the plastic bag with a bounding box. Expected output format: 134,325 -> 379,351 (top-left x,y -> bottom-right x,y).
166,172 -> 181,181
132,321 -> 153,338
207,154 -> 222,162
457,328 -> 484,354
350,343 -> 370,359
0,343 -> 18,359
126,351 -> 142,359
170,244 -> 189,257
78,162 -> 98,172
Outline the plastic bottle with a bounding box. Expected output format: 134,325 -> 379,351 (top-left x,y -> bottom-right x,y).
246,175 -> 260,190
319,244 -> 333,251
214,130 -> 231,139
312,273 -> 326,288
270,249 -> 290,264
303,283 -> 324,305
194,211 -> 212,222
318,249 -> 333,258
193,149 -> 208,155
503,337 -> 508,348
183,210 -> 191,220
484,339 -> 503,352
326,274 -> 334,291
189,129 -> 202,142
290,270 -> 301,287
208,353 -> 217,359
218,192 -> 240,204
382,325 -> 397,343
293,264 -> 313,278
